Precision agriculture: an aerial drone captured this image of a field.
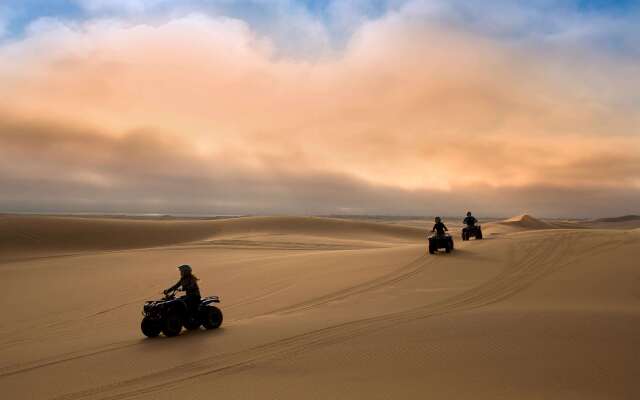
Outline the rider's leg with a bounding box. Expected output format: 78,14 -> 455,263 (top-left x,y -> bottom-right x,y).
187,295 -> 201,316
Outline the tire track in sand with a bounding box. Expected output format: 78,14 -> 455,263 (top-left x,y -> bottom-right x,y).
48,231 -> 625,400
269,249 -> 429,315
0,247 -> 426,379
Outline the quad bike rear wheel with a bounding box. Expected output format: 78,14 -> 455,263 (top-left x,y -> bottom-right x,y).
141,317 -> 161,338
162,312 -> 183,337
202,306 -> 223,330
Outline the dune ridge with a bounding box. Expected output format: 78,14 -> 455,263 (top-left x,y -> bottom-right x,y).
497,214 -> 555,230
0,215 -> 424,260
594,215 -> 640,223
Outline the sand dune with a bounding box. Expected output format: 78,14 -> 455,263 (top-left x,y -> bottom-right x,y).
497,213 -> 555,229
582,215 -> 640,230
0,215 -> 423,261
0,215 -> 639,399
478,214 -> 556,236
594,214 -> 640,223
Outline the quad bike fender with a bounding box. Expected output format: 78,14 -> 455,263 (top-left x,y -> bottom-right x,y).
201,295 -> 221,306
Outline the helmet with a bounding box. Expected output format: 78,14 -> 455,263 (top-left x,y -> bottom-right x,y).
467,211 -> 472,216
177,264 -> 192,273
435,216 -> 441,223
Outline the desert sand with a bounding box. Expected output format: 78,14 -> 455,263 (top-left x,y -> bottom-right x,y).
1,214 -> 639,399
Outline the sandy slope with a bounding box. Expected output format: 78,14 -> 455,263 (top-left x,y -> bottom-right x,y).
0,215 -> 639,399
594,215 -> 640,223
0,215 -> 423,262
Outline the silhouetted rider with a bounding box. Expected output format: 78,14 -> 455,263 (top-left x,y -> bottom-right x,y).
432,216 -> 448,237
463,211 -> 477,227
165,264 -> 201,316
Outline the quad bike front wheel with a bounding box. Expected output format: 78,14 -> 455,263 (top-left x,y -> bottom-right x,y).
141,317 -> 161,338
202,306 -> 223,329
428,241 -> 436,254
162,312 -> 183,337
183,318 -> 201,331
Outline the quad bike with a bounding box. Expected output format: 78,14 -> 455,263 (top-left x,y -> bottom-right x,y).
462,225 -> 483,241
141,290 -> 223,338
428,233 -> 454,254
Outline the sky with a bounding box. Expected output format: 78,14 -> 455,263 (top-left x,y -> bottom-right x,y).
0,1 -> 639,217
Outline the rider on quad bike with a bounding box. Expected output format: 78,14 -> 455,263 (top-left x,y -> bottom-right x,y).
142,265 -> 222,337
428,217 -> 454,254
463,211 -> 477,228
462,211 -> 483,240
165,264 -> 200,317
432,216 -> 448,237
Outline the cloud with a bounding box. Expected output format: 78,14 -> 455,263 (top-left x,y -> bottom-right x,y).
2,113 -> 638,217
71,0 -> 334,57
0,3 -> 638,216
0,5 -> 10,38
74,0 -> 172,13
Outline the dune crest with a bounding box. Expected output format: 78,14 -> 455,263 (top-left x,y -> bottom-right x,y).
498,214 -> 554,230
594,215 -> 640,223
0,215 -> 424,261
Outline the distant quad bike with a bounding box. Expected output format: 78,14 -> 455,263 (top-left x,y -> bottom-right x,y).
462,225 -> 483,241
141,291 -> 223,338
428,233 -> 454,254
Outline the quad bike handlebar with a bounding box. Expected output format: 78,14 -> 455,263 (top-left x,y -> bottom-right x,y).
162,290 -> 178,300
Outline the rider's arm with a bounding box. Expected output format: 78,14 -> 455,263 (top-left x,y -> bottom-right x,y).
165,279 -> 181,293
443,224 -> 448,231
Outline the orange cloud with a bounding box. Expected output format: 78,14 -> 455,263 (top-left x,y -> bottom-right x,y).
0,11 -> 638,216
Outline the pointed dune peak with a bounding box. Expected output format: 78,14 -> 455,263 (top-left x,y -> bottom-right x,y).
504,214 -> 539,223
499,214 -> 553,229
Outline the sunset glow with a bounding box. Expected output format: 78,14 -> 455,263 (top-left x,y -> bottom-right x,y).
1,1 -> 639,216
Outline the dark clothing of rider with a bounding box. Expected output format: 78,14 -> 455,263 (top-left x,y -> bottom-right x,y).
463,216 -> 477,227
166,273 -> 201,316
167,274 -> 201,298
432,222 -> 448,235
